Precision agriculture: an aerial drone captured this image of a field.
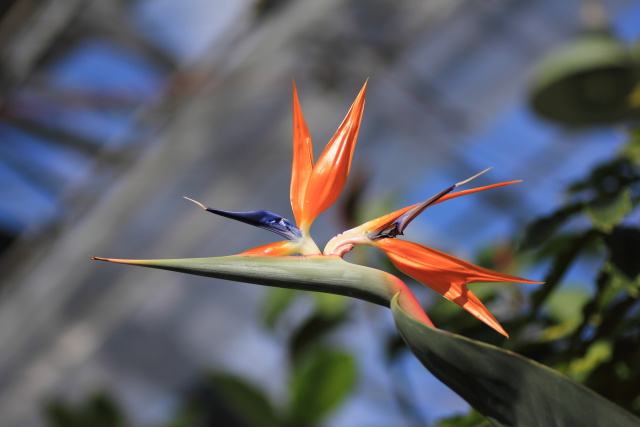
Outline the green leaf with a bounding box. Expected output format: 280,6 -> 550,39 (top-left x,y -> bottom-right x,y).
288,348 -> 357,426
313,292 -> 348,318
520,203 -> 583,250
621,126 -> 640,163
539,288 -> 590,341
289,311 -> 348,366
546,287 -> 590,324
384,333 -> 408,364
564,340 -> 612,382
568,158 -> 639,196
586,189 -> 633,232
390,295 -> 640,427
604,227 -> 640,281
263,288 -> 299,330
209,373 -> 281,427
529,231 -> 596,315
435,410 -> 492,427
608,263 -> 640,298
44,392 -> 128,427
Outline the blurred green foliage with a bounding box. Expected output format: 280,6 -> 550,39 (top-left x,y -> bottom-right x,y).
45,392 -> 128,427
167,291 -> 357,427
45,292 -> 357,427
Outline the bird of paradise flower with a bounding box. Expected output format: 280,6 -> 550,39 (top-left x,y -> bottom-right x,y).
93,80 -> 540,338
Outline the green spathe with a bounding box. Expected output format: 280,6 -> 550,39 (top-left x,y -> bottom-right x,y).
92,255 -> 426,321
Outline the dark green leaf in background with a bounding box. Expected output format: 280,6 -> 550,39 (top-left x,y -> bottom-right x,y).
586,189 -> 633,231
604,227 -> 640,281
263,288 -> 299,330
568,158 -> 639,196
44,392 -> 129,427
520,203 -> 584,251
313,292 -> 348,319
288,348 -> 357,427
208,373 -> 281,427
288,311 -> 349,366
435,410 -> 492,427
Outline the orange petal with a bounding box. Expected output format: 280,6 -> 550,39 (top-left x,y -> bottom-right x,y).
371,239 -> 541,337
353,181 -> 522,236
300,81 -> 367,229
239,241 -> 298,257
290,80 -> 314,226
436,180 -> 521,206
239,235 -> 321,256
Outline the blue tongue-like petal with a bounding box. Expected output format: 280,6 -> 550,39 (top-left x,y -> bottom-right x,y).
184,197 -> 301,240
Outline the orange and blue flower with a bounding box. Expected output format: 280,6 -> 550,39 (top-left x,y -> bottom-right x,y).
94,80 -> 541,337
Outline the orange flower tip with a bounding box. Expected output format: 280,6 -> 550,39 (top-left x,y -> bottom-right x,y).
183,196 -> 207,210
90,257 -> 152,266
91,256 -> 117,263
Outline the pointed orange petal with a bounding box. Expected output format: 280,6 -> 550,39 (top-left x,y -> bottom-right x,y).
435,180 -> 521,206
290,80 -> 314,226
371,239 -> 541,336
300,81 -> 367,229
239,241 -> 298,257
353,181 -> 522,236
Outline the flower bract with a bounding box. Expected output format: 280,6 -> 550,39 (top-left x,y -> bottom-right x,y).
93,80 -> 541,337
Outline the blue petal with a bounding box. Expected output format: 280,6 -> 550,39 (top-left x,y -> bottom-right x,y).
206,208 -> 302,240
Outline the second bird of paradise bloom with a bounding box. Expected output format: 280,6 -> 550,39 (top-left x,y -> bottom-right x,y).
93,80 -> 541,338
